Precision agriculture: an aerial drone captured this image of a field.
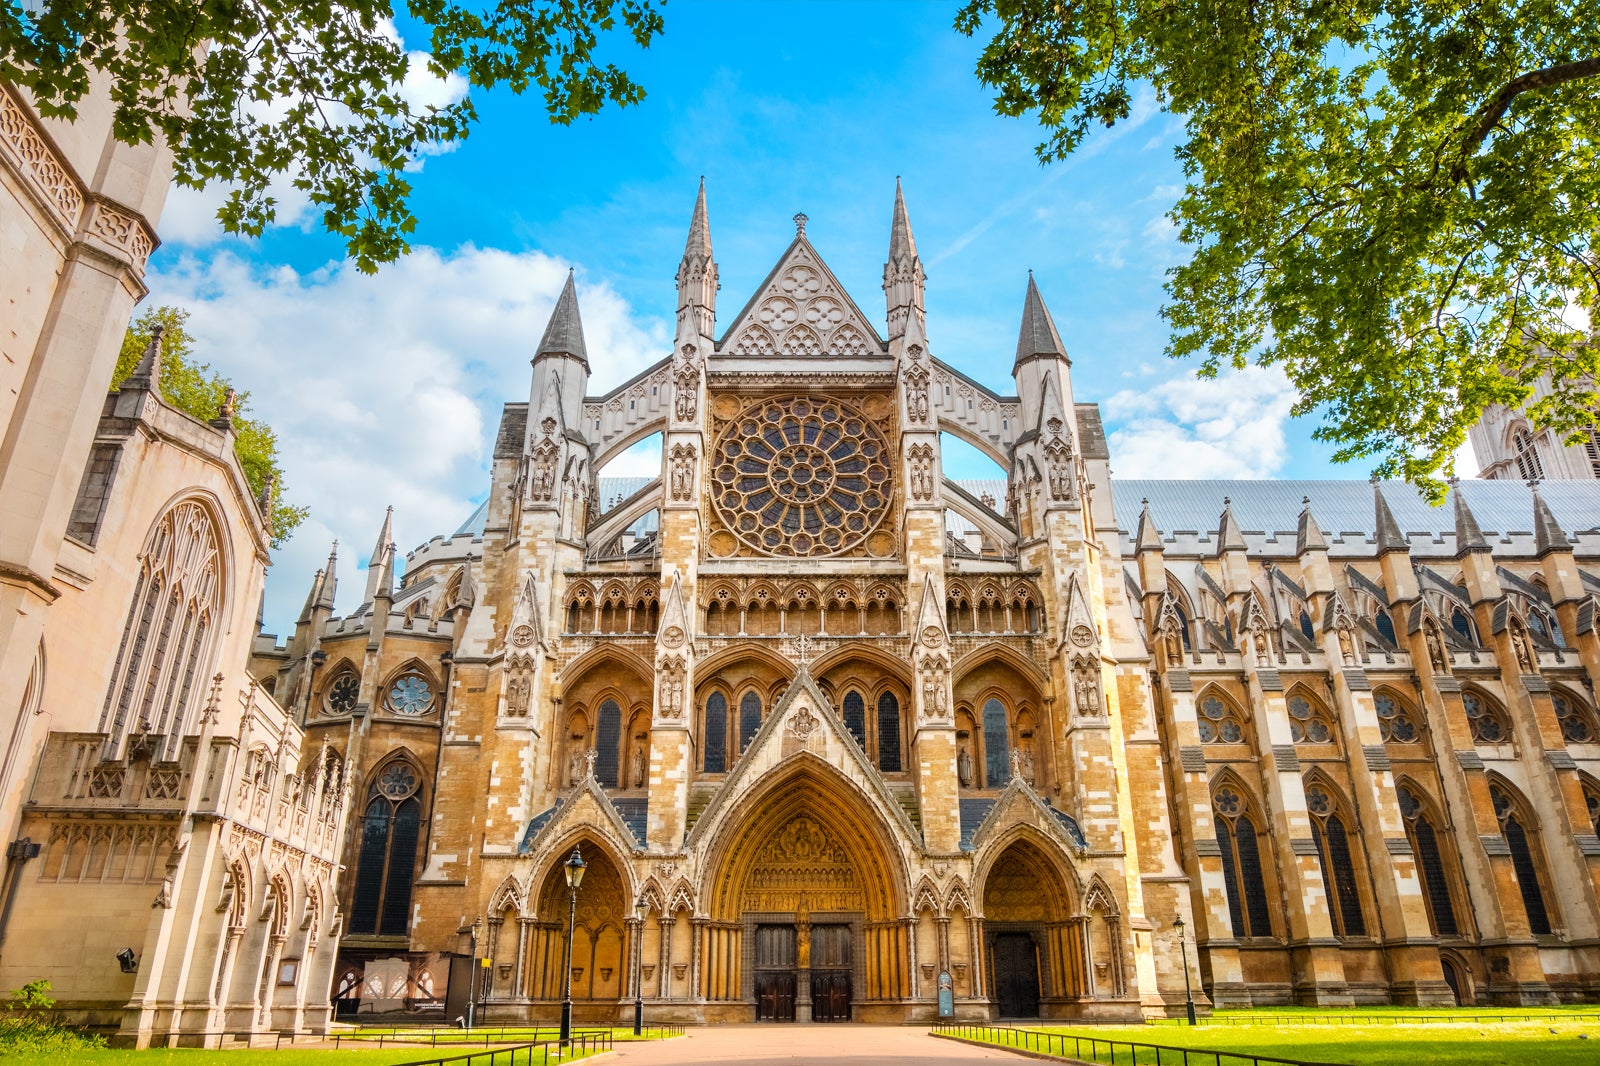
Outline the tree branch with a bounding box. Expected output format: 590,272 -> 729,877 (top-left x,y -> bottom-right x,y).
1462,56 -> 1600,156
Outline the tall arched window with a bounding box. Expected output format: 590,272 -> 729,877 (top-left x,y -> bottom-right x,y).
738,692 -> 762,753
1513,429 -> 1544,481
703,692 -> 728,773
350,760 -> 423,936
1397,783 -> 1459,936
842,690 -> 867,748
877,692 -> 902,772
1305,782 -> 1366,937
595,700 -> 622,786
99,499 -> 223,755
1213,784 -> 1273,938
982,698 -> 1010,787
1490,783 -> 1553,935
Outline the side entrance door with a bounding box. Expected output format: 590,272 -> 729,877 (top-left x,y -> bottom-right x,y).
992,932 -> 1040,1018
754,925 -> 797,1021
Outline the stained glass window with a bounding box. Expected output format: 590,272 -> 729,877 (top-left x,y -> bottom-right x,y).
704,693 -> 727,773
877,692 -> 901,772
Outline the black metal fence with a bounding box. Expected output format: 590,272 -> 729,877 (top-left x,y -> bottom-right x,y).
930,1022 -> 1351,1066
331,1024 -> 684,1047
386,1031 -> 613,1066
1185,1012 -> 1600,1027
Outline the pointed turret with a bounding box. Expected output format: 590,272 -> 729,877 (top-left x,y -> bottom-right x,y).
297,568 -> 325,626
1135,499 -> 1164,555
1014,273 -> 1069,369
1532,485 -> 1572,557
1216,497 -> 1246,555
363,506 -> 395,604
530,270 -> 591,439
314,542 -> 339,611
1373,483 -> 1408,554
884,177 -> 926,341
125,324 -> 165,394
1296,497 -> 1328,555
536,271 -> 589,369
676,178 -> 718,339
1451,482 -> 1490,555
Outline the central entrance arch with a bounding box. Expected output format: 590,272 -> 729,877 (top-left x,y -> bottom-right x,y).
701,759 -> 909,1022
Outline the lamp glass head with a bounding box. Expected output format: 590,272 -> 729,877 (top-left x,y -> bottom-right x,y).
564,845 -> 586,889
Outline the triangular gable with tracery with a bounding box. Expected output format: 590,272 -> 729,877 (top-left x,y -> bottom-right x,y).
717,232 -> 886,357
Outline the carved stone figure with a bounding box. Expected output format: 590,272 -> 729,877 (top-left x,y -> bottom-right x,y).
1073,656 -> 1100,716
908,443 -> 935,501
1515,629 -> 1536,674
1012,746 -> 1035,785
674,346 -> 700,422
530,440 -> 559,501
1426,625 -> 1449,674
669,443 -> 696,501
1337,626 -> 1356,666
957,745 -> 973,788
904,347 -> 930,424
567,746 -> 586,786
920,668 -> 945,719
658,658 -> 685,719
504,670 -> 531,717
630,741 -> 647,789
1045,440 -> 1074,501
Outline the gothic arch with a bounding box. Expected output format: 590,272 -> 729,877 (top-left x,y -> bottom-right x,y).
1300,770 -> 1370,937
376,658 -> 442,718
592,418 -> 669,474
1209,769 -> 1277,939
1485,774 -> 1558,934
951,644 -> 1051,693
971,822 -> 1082,916
560,644 -> 654,688
935,417 -> 1010,470
1195,684 -> 1252,746
693,644 -> 795,685
488,873 -> 525,916
1395,775 -> 1469,938
525,828 -> 639,924
912,876 -> 942,917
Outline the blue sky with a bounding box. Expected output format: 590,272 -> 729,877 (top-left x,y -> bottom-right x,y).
143,0 -> 1396,634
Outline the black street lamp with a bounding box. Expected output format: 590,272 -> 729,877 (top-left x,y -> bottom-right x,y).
1174,916 -> 1196,1025
632,896 -> 648,1036
559,846 -> 586,1048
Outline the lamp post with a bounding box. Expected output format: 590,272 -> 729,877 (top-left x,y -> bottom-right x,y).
632,896 -> 648,1035
559,846 -> 586,1049
466,916 -> 482,1030
1174,916 -> 1196,1025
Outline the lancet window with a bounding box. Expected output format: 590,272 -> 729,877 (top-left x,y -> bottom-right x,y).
1304,782 -> 1366,937
1397,783 -> 1460,937
703,692 -> 728,773
349,758 -> 423,937
738,692 -> 762,753
596,699 -> 622,786
982,698 -> 1010,787
1512,428 -> 1544,481
877,692 -> 902,772
1490,782 -> 1553,935
1213,784 -> 1273,939
842,690 -> 867,747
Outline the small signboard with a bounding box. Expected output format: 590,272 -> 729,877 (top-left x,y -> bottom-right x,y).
937,971 -> 954,1018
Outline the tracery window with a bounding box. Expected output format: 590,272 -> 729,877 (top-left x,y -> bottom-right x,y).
982,698 -> 1010,787
711,396 -> 892,557
703,692 -> 728,773
1213,785 -> 1273,938
596,699 -> 622,786
349,759 -> 423,936
1552,690 -> 1598,744
1374,609 -> 1397,646
1287,691 -> 1335,745
738,692 -> 762,753
1513,429 -> 1544,481
384,671 -> 436,716
1449,606 -> 1475,644
1198,692 -> 1246,744
98,499 -> 223,755
1490,783 -> 1553,935
1305,783 -> 1366,937
877,692 -> 902,772
1397,784 -> 1459,936
1463,690 -> 1511,744
324,670 -> 361,716
1374,690 -> 1421,744
842,690 -> 867,748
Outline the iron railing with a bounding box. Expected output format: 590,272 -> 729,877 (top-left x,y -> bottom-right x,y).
930,1022 -> 1350,1066
1184,1012 -> 1600,1027
386,1031 -> 612,1066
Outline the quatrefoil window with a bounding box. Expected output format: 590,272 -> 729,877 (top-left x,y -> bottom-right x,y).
712,396 -> 892,557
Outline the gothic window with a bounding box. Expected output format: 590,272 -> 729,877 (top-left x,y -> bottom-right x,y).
1375,608 -> 1397,646
710,396 -> 892,557
877,692 -> 902,772
1198,691 -> 1246,745
703,692 -> 728,773
738,692 -> 762,753
982,698 -> 1010,787
1512,428 -> 1544,481
1305,783 -> 1366,937
1525,604 -> 1564,648
842,690 -> 867,748
1287,690 -> 1336,745
1584,779 -> 1600,838
1449,606 -> 1475,645
1490,783 -> 1553,935
98,499 -> 223,755
349,759 -> 423,937
1174,602 -> 1192,651
1551,690 -> 1598,744
1463,690 -> 1511,745
1397,784 -> 1459,936
384,670 -> 436,716
1374,689 -> 1421,743
1213,785 -> 1273,938
596,699 -> 622,786
324,670 -> 361,716
1299,610 -> 1315,643
1586,430 -> 1600,479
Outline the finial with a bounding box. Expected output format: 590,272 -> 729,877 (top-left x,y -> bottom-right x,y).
1223,496 -> 1231,506
1527,477 -> 1541,490
1141,497 -> 1149,506
793,212 -> 808,236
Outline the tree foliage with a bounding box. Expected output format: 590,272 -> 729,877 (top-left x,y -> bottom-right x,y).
115,306 -> 308,547
959,0 -> 1600,495
2,1 -> 664,272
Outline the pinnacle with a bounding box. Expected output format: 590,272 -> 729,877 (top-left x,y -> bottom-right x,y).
1532,485 -> 1572,556
1373,483 -> 1408,554
890,176 -> 918,263
1450,482 -> 1490,555
1014,274 -> 1069,368
685,177 -> 712,259
1296,497 -> 1328,555
1216,497 -> 1245,554
1135,499 -> 1163,553
127,323 -> 165,394
314,541 -> 339,610
535,271 -> 589,368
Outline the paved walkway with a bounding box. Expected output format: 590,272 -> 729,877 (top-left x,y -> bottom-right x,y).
607,1025 -> 1032,1065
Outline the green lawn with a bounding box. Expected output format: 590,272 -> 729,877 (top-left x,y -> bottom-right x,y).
14,1048 -> 607,1066
939,1015 -> 1600,1065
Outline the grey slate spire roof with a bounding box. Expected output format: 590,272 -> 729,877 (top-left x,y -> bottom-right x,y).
535,270 -> 589,369
1216,497 -> 1245,554
1533,486 -> 1573,556
1014,273 -> 1069,368
1373,483 -> 1408,554
364,506 -> 394,604
1135,499 -> 1163,554
1451,482 -> 1490,555
684,177 -> 712,260
314,542 -> 339,610
890,176 -> 917,262
1296,497 -> 1327,555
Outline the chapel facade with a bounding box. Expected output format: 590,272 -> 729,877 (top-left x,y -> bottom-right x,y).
255,183 -> 1600,1024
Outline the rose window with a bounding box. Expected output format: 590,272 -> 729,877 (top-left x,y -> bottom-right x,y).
386,674 -> 434,716
711,396 -> 891,556
376,762 -> 419,800
326,673 -> 360,715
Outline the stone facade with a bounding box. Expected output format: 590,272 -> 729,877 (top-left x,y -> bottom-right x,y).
1469,376 -> 1600,483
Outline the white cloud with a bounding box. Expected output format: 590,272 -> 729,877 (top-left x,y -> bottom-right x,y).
1103,365 -> 1298,478
145,245 -> 669,634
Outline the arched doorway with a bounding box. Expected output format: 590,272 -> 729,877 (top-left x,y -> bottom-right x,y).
703,761 -> 907,1022
524,843 -> 630,1021
981,838 -> 1075,1018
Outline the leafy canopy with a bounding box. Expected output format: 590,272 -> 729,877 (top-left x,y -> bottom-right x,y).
959,0 -> 1600,496
115,307 -> 308,548
2,1 -> 664,272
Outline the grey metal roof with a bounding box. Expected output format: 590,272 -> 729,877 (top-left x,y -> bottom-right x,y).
455,499 -> 490,536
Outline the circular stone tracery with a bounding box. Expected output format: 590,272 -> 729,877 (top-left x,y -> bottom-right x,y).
712,396 -> 892,557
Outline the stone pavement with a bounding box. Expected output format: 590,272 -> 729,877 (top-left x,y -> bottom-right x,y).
605,1025 -> 1035,1065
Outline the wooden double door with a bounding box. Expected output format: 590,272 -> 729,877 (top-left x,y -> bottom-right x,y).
991,932 -> 1041,1018
753,923 -> 852,1022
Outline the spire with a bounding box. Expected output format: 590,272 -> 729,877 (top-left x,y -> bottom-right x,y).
1135,498 -> 1164,554
125,323 -> 165,394
1216,497 -> 1245,554
1296,496 -> 1328,555
676,178 -> 718,338
314,541 -> 339,611
535,271 -> 589,369
883,177 -> 926,341
1532,485 -> 1572,556
1450,482 -> 1490,555
685,176 -> 712,261
1014,273 -> 1069,368
363,506 -> 394,604
374,542 -> 395,601
297,568 -> 325,625
1373,483 -> 1408,554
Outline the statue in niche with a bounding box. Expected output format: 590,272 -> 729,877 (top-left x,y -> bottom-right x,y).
957,744 -> 973,788
1163,623 -> 1183,664
1514,629 -> 1536,674
1337,626 -> 1356,666
567,743 -> 586,787
674,346 -> 699,422
669,443 -> 696,501
904,348 -> 930,424
920,662 -> 945,718
1073,656 -> 1101,716
530,440 -> 558,501
505,672 -> 531,717
1012,745 -> 1035,785
658,659 -> 685,719
1426,625 -> 1449,673
908,443 -> 935,501
630,738 -> 647,788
